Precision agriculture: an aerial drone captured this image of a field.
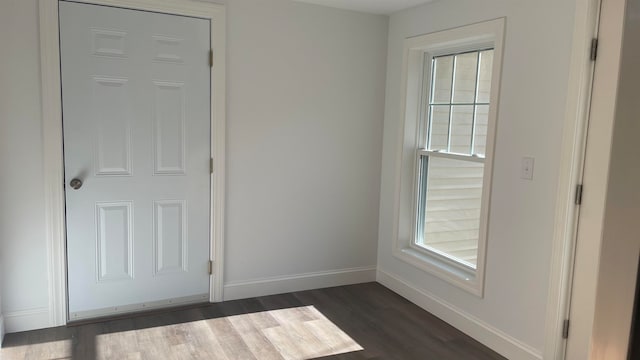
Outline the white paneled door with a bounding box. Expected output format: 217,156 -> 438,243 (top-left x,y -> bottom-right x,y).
60,1 -> 211,320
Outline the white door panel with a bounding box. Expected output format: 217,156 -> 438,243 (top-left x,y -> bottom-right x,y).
60,1 -> 211,320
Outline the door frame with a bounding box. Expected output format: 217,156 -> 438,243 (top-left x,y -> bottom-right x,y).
565,0 -> 634,357
39,0 -> 226,326
542,0 -> 601,358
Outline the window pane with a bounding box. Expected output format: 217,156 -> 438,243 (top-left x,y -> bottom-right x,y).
476,50 -> 494,103
452,52 -> 479,104
474,105 -> 489,156
431,56 -> 453,104
450,105 -> 474,154
428,105 -> 450,151
418,156 -> 484,268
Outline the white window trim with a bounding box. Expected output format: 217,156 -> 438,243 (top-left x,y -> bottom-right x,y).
392,18 -> 505,297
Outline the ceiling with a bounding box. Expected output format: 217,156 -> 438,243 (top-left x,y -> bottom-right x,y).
294,0 -> 435,15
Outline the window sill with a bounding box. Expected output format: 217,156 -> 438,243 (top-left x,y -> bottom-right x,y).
392,246 -> 485,297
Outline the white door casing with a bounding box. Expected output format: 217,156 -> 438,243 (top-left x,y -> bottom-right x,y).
39,0 -> 226,326
542,0 -> 602,358
566,0 -> 635,358
61,1 -> 211,320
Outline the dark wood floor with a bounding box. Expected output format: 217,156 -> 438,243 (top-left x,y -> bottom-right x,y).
1,282 -> 505,359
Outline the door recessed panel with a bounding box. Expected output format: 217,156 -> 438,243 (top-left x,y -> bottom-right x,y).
153,35 -> 184,64
153,81 -> 186,175
96,202 -> 134,282
91,28 -> 128,58
93,76 -> 132,176
153,200 -> 188,275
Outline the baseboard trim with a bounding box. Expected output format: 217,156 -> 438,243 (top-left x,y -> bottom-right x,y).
4,307 -> 50,334
223,266 -> 377,301
376,269 -> 542,360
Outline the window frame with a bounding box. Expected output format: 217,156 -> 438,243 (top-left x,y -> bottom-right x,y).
412,46 -> 493,272
392,19 -> 505,297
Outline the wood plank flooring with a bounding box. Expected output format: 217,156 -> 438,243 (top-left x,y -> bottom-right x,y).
1,283 -> 506,360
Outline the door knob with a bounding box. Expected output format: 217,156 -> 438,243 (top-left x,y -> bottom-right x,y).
70,178 -> 83,190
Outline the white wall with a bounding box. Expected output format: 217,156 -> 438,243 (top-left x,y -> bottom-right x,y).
0,0 -> 388,332
222,0 -> 388,294
0,0 -> 52,332
377,0 -> 578,358
0,262 -> 4,343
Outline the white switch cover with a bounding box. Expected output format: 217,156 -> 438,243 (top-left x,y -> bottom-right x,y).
521,157 -> 535,180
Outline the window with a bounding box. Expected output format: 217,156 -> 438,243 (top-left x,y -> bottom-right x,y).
415,49 -> 493,269
393,19 -> 505,296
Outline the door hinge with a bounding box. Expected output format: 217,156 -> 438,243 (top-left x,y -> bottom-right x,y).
210,158 -> 214,174
575,184 -> 583,205
208,260 -> 214,275
209,49 -> 213,68
562,319 -> 570,339
590,38 -> 598,61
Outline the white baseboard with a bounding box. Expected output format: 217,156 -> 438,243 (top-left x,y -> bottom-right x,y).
4,307 -> 50,334
0,313 -> 5,344
223,266 -> 377,301
377,269 -> 542,360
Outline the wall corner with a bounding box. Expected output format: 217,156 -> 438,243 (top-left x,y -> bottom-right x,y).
0,313 -> 5,345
